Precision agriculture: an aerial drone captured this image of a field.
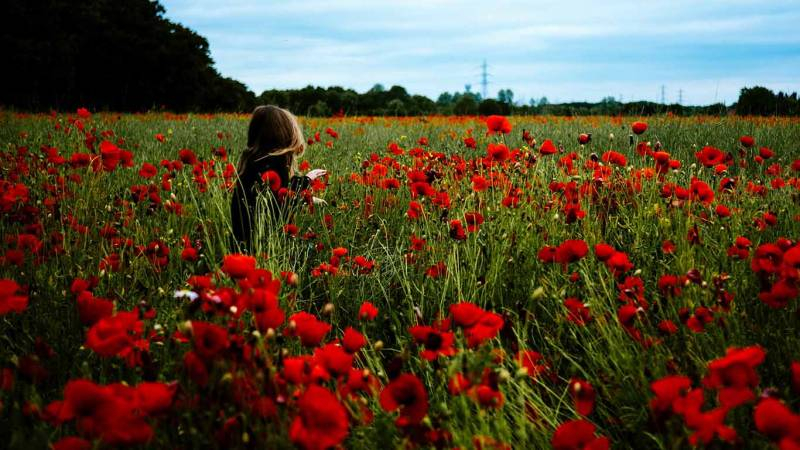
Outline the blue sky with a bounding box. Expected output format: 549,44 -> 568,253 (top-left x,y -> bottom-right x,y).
161,0 -> 799,105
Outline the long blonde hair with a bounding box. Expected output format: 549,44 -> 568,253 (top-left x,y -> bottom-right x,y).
237,105 -> 306,178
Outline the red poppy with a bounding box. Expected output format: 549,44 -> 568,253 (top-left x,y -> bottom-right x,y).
703,345 -> 765,408
564,298 -> 591,325
0,279 -> 28,315
485,115 -> 512,135
551,419 -> 610,450
516,350 -> 549,379
792,361 -> 800,394
650,375 -> 692,417
465,212 -> 484,232
695,146 -> 725,167
380,374 -> 429,426
285,312 -> 331,347
471,175 -> 489,192
260,170 -> 282,192
601,151 -> 626,167
631,121 -> 648,135
222,254 -> 256,279
555,240 -> 589,266
76,291 -> 113,325
191,321 -> 229,361
342,327 -> 367,353
740,135 -> 755,148
409,325 -> 456,360
85,311 -> 143,359
487,143 -> 510,162
539,139 -> 557,155
138,162 -> 158,179
289,385 -> 349,450
569,378 -> 596,416
358,301 -> 378,320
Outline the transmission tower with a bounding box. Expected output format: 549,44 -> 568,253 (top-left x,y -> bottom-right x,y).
678,89 -> 683,105
660,85 -> 665,104
481,60 -> 489,99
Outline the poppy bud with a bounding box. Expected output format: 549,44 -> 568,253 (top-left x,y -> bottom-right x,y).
323,302 -> 334,315
265,328 -> 276,340
531,287 -> 544,300
179,320 -> 193,335
373,340 -> 384,351
498,369 -> 511,383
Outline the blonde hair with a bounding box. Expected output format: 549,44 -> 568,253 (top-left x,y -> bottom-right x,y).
237,105 -> 306,177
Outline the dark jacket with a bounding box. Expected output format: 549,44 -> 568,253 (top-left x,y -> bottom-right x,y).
230,153 -> 310,252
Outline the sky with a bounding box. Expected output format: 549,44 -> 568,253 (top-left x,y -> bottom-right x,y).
161,0 -> 800,106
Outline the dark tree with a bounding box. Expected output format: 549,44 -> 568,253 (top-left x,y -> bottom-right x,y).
0,0 -> 255,111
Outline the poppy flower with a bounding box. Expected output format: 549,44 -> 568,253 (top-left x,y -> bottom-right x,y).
631,121 -> 648,135
138,162 -> 158,179
76,291 -> 113,325
342,327 -> 367,353
285,312 -> 331,347
0,279 -> 28,315
555,240 -> 589,266
409,325 -> 456,360
578,133 -> 591,145
191,321 -> 229,361
695,146 -> 725,167
52,436 -> 91,450
380,373 -> 429,426
516,350 -> 549,379
487,143 -> 510,162
539,139 -> 557,155
260,170 -> 282,192
471,175 -> 489,192
485,115 -> 512,135
740,135 -> 755,148
601,151 -> 626,167
569,378 -> 596,416
703,345 -> 765,408
358,302 -> 378,321
314,343 -> 354,377
465,212 -> 484,232
449,220 -> 466,240
85,311 -> 143,359
464,136 -> 477,148
564,298 -> 591,325
289,385 -> 349,450
650,375 -> 692,417
551,419 -> 610,450
221,254 -> 256,279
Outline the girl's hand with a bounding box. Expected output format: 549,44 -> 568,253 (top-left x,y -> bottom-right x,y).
306,169 -> 327,180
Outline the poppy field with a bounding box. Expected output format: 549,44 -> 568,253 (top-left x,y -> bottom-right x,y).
2,111 -> 800,449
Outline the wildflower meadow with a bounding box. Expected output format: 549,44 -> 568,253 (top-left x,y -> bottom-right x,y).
1,111 -> 800,449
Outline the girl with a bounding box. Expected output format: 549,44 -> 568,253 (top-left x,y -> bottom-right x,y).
230,105 -> 326,252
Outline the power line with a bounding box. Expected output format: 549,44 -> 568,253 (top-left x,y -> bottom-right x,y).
480,60 -> 489,99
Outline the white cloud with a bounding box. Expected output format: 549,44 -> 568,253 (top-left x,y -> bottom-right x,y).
161,0 -> 800,104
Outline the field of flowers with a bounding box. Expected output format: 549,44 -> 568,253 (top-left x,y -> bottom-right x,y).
1,110 -> 799,449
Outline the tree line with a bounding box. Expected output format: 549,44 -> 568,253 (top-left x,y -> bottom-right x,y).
1,1 -> 796,116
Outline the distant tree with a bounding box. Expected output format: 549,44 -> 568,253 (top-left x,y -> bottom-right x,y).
369,84 -> 386,93
538,97 -> 549,106
497,89 -> 514,105
453,95 -> 478,115
308,100 -> 331,117
478,99 -> 509,115
437,92 -> 454,106
1,0 -> 254,111
736,86 -> 777,116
